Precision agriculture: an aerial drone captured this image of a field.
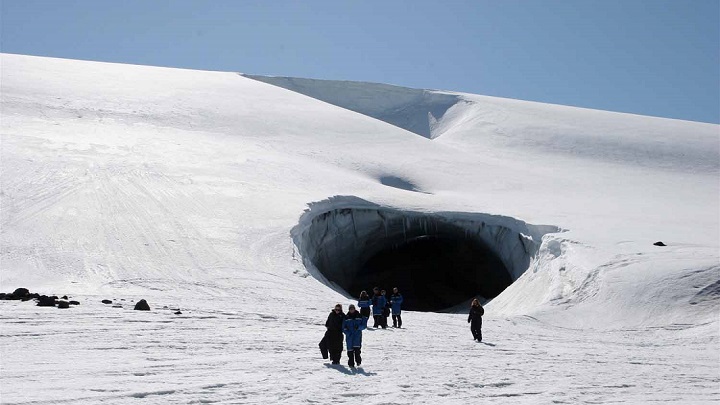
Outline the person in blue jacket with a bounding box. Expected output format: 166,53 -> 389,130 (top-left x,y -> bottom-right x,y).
390,287 -> 404,328
357,290 -> 371,326
342,304 -> 367,368
381,289 -> 391,328
371,287 -> 386,328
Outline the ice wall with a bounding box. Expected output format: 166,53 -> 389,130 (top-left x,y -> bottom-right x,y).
291,197 -> 561,311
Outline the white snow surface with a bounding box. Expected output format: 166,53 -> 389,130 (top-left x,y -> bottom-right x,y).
1,54 -> 718,404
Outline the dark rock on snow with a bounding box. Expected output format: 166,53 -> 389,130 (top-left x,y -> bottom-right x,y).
174,311 -> 182,315
61,295 -> 68,300
134,299 -> 150,311
102,299 -> 112,304
57,300 -> 70,309
37,296 -> 57,307
653,241 -> 667,246
69,300 -> 80,305
2,291 -> 38,301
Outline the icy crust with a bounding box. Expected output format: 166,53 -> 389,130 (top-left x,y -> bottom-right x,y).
291,196 -> 562,309
242,74 -> 461,139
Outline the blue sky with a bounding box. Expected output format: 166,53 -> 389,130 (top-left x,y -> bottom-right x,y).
2,0 -> 718,123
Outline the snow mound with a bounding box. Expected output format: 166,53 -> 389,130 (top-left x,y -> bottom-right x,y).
245,74 -> 719,175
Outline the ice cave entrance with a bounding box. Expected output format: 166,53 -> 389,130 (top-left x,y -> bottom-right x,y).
292,197 -> 560,312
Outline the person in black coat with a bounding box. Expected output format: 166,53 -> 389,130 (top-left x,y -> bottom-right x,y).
468,298 -> 484,341
320,304 -> 345,364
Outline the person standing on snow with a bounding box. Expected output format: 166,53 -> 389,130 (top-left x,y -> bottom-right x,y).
390,287 -> 404,328
321,303 -> 346,364
342,304 -> 367,368
371,287 -> 386,328
357,290 -> 372,326
468,298 -> 484,341
381,289 -> 391,328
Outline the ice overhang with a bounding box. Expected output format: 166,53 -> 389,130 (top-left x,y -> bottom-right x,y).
291,197 -> 561,312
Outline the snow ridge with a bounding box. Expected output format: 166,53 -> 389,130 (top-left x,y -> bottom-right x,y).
242,74 -> 461,139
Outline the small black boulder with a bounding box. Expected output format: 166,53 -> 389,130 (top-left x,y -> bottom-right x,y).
134,299 -> 150,311
653,241 -> 667,246
101,299 -> 112,304
57,300 -> 70,309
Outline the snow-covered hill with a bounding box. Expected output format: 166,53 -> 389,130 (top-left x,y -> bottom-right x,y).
1,54 -> 718,404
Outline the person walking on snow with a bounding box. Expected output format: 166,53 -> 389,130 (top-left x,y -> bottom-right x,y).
371,287 -> 386,328
321,303 -> 346,364
390,287 -> 403,328
468,298 -> 484,341
342,304 -> 367,368
357,290 -> 371,327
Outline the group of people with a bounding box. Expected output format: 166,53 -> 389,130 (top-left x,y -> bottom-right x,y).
320,287 -> 486,368
319,286 -> 404,368
357,286 -> 404,329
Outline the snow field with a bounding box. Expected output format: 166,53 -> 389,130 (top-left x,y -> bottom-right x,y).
2,295 -> 717,404
1,53 -> 718,404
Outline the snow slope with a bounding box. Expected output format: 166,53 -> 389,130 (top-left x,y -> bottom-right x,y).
1,54 -> 718,404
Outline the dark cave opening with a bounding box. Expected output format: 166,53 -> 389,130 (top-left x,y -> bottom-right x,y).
292,198 -> 558,312
349,235 -> 512,312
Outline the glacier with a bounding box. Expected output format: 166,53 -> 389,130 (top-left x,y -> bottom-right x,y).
1,53 -> 718,404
